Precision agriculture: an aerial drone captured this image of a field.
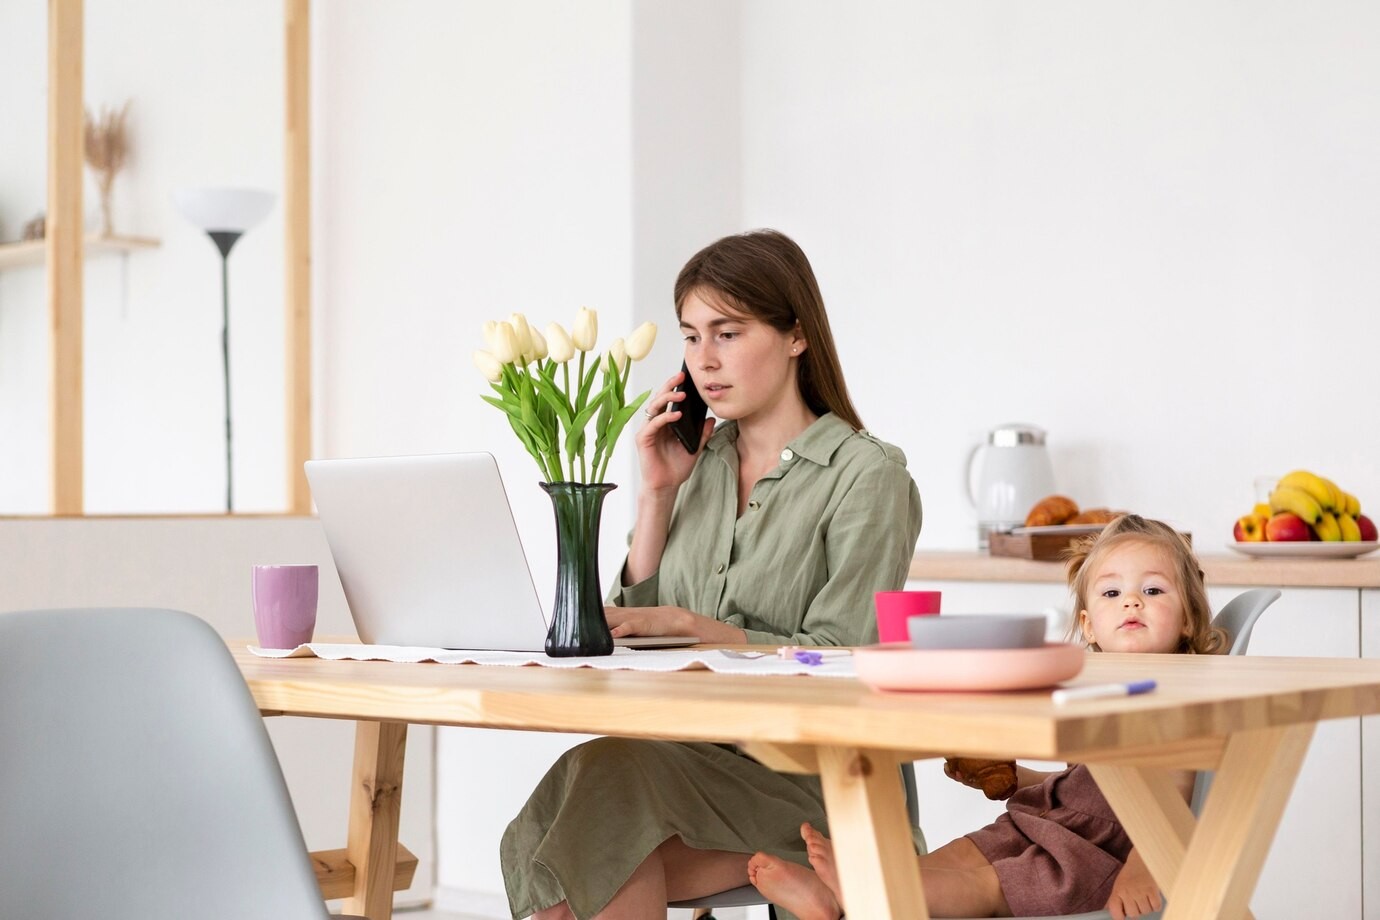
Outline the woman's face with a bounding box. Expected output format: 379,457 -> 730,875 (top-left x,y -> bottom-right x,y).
678,290 -> 806,425
1077,540 -> 1188,654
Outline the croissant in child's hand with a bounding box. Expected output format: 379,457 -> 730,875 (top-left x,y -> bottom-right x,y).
943,757 -> 1018,800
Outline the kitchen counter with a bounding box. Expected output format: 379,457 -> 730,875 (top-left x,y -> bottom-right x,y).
910,550 -> 1380,589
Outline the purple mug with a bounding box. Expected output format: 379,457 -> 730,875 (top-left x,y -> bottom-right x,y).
252,564 -> 319,649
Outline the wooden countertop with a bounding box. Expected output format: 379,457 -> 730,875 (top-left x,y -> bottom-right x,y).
910,550 -> 1380,589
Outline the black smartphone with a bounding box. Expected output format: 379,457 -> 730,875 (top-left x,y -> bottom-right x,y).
668,361 -> 709,454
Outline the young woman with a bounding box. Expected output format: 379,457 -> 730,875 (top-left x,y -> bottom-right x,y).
500,230 -> 923,920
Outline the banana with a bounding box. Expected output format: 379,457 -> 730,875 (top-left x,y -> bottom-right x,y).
1270,485 -> 1324,524
1339,513 -> 1363,542
1315,510 -> 1342,542
1344,492 -> 1362,517
1320,476 -> 1345,514
1278,471 -> 1336,512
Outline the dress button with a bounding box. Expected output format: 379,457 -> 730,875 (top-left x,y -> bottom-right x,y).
780,448 -> 794,462
748,500 -> 760,510
715,563 -> 726,574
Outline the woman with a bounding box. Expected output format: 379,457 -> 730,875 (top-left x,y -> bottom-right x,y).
501,229 -> 923,920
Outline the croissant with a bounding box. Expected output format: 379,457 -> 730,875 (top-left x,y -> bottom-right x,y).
943,757 -> 1018,800
1024,495 -> 1079,528
1067,508 -> 1121,525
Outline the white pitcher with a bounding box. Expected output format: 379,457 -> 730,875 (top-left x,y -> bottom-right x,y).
965,424 -> 1057,548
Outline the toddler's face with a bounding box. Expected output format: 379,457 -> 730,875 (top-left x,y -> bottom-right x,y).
1078,540 -> 1187,654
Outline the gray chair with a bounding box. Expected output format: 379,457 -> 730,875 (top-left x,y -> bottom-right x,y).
0,607 -> 364,920
674,588 -> 1282,920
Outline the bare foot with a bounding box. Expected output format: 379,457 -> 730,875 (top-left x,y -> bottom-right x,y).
747,851 -> 842,920
801,822 -> 844,907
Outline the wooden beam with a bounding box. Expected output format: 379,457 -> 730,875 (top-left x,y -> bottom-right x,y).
818,745 -> 928,920
284,0 -> 312,514
344,720 -> 408,920
311,843 -> 418,901
48,0 -> 84,514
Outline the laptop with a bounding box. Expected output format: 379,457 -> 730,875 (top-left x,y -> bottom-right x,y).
304,452 -> 696,651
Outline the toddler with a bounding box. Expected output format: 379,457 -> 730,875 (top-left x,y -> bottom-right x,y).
747,514 -> 1226,919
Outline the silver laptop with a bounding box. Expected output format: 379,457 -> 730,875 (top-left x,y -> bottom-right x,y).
304,452 -> 694,651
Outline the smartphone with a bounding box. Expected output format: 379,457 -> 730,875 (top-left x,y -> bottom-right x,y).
668,362 -> 709,454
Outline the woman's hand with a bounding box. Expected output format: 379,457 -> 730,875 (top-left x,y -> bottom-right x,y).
605,605 -> 692,638
635,370 -> 713,494
605,606 -> 747,644
1104,850 -> 1161,920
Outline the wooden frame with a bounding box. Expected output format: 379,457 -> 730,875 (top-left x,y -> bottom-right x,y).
43,0 -> 313,515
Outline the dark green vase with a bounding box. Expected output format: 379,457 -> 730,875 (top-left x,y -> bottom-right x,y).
541,481 -> 616,657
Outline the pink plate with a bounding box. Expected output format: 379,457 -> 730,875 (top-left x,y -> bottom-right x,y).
854,642 -> 1086,692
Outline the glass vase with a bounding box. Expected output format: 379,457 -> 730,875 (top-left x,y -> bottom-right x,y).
540,481 -> 616,657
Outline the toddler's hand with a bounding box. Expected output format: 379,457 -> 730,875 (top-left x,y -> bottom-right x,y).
942,757 -> 1017,800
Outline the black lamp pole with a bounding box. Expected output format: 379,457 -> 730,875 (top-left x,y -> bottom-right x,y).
207,230 -> 243,513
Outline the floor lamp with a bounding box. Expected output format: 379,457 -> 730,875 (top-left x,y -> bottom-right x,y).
172,187 -> 276,512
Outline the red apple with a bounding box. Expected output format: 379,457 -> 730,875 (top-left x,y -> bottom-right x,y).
1233,514 -> 1268,542
1265,512 -> 1312,542
1359,514 -> 1378,542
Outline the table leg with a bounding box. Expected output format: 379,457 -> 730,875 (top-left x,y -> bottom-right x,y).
343,720 -> 408,920
1093,723 -> 1313,920
817,746 -> 928,920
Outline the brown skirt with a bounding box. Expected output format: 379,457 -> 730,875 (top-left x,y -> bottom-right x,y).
965,765 -> 1133,916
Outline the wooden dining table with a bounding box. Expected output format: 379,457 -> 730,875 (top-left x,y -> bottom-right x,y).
233,645 -> 1380,920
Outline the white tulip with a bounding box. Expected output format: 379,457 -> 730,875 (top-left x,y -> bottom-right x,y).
492,321 -> 520,364
546,323 -> 576,363
509,313 -> 534,361
472,349 -> 503,382
606,338 -> 628,375
482,320 -> 501,351
527,327 -> 549,362
625,322 -> 657,361
572,307 -> 598,352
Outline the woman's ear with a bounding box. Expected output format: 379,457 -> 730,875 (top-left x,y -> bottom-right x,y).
789,324 -> 808,356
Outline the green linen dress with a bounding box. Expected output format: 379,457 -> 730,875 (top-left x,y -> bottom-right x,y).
501,413 -> 923,920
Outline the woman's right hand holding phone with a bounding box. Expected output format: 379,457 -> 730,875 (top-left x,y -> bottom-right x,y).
636,370 -> 712,494
622,370 -> 713,586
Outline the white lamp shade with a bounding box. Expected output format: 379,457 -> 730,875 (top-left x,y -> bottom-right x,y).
172,186 -> 277,233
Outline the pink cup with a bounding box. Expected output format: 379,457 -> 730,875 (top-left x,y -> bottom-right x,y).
252,564 -> 319,649
875,590 -> 942,643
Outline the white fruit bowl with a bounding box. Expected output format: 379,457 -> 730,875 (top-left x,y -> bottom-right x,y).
1226,541 -> 1379,559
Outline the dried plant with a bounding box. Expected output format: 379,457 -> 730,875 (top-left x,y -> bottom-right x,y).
84,101 -> 131,237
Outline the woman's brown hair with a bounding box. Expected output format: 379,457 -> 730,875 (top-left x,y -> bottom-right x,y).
673,229 -> 864,431
1065,514 -> 1226,655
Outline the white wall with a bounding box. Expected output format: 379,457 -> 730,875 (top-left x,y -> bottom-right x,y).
740,0 -> 1380,549
311,1 -> 637,910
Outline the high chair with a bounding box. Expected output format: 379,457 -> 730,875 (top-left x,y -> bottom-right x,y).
671,588 -> 1281,920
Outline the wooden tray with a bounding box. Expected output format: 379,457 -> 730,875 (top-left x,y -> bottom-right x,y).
990,526 -> 1190,561
989,530 -> 1095,561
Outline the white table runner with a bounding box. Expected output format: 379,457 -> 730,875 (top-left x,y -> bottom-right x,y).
248,642 -> 856,678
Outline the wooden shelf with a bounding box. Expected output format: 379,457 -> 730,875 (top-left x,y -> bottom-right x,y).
0,234 -> 160,270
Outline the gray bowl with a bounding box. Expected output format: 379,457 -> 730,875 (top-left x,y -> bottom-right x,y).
907,613 -> 1047,650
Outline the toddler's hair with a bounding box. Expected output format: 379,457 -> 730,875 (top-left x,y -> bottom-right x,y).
1065,514 -> 1225,655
